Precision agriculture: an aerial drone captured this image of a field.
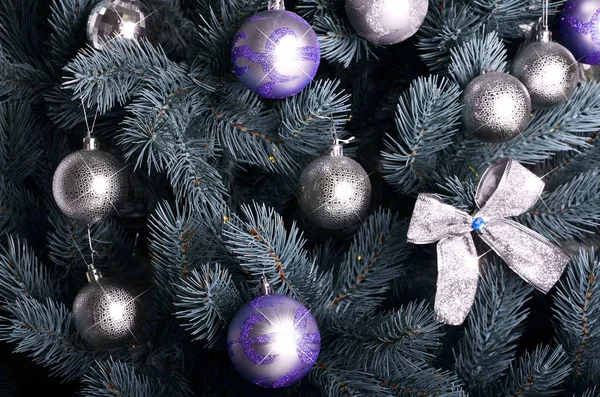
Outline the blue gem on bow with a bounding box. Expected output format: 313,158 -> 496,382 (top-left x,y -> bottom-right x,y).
407,158 -> 571,325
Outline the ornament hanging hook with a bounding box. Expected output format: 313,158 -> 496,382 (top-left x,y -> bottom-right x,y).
81,99 -> 100,149
258,276 -> 274,296
86,225 -> 102,282
268,0 -> 285,10
537,0 -> 552,42
331,136 -> 355,156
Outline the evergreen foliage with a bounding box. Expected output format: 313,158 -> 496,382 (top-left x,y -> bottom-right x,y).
0,0 -> 599,395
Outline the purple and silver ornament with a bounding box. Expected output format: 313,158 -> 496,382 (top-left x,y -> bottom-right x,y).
231,0 -> 320,99
558,0 -> 600,65
227,278 -> 320,388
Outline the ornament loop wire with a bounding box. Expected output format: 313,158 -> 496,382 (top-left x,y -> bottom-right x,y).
258,276 -> 274,296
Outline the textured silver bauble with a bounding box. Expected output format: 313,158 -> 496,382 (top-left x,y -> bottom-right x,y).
345,0 -> 428,45
511,41 -> 578,109
297,155 -> 371,229
462,72 -> 532,143
52,149 -> 127,224
73,278 -> 141,349
87,0 -> 153,50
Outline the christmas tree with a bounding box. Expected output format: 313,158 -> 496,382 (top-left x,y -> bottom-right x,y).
0,0 -> 599,395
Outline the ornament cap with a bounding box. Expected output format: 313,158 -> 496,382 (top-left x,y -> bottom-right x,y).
83,137 -> 98,150
268,0 -> 285,10
330,136 -> 355,157
258,276 -> 274,296
86,267 -> 103,283
537,27 -> 552,42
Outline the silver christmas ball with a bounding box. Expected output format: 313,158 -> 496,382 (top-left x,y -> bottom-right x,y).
73,278 -> 141,348
87,0 -> 154,50
297,155 -> 371,229
52,148 -> 127,224
511,41 -> 578,109
462,72 -> 532,143
345,0 -> 428,45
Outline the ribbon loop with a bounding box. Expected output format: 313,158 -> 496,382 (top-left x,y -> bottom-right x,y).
407,158 -> 570,325
475,158 -> 544,220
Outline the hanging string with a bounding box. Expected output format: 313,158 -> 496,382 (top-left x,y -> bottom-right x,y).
543,0 -> 549,31
81,99 -> 100,139
87,225 -> 97,270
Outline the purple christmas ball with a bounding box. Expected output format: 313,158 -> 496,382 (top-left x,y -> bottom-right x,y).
231,10 -> 321,99
558,0 -> 600,65
227,294 -> 321,388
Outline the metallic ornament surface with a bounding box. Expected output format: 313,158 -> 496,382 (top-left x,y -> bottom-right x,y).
297,155 -> 371,230
52,149 -> 127,224
511,41 -> 578,109
558,0 -> 600,65
231,10 -> 320,99
345,0 -> 428,45
87,0 -> 153,50
73,278 -> 141,348
227,294 -> 320,388
462,72 -> 531,143
407,158 -> 570,325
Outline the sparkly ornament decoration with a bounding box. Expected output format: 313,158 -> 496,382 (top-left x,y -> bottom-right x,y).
52,137 -> 127,224
87,0 -> 154,50
462,72 -> 532,143
345,0 -> 428,45
511,29 -> 578,109
407,158 -> 570,325
558,0 -> 600,65
297,138 -> 371,229
227,278 -> 320,388
73,268 -> 141,348
231,0 -> 320,99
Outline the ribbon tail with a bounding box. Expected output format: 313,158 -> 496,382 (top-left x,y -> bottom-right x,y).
435,234 -> 479,325
478,219 -> 570,293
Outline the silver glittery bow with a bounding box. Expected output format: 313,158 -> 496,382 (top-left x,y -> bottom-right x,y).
407,158 -> 570,325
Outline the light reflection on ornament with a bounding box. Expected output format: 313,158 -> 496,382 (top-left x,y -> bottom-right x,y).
493,94 -> 519,121
270,319 -> 302,359
120,20 -> 137,39
334,181 -> 354,201
274,35 -> 300,75
109,301 -> 126,322
92,175 -> 109,195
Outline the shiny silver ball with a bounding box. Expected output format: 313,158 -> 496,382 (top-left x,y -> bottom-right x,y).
345,0 -> 428,45
297,155 -> 371,229
462,72 -> 532,143
511,41 -> 578,109
73,278 -> 141,349
87,0 -> 153,50
52,149 -> 127,224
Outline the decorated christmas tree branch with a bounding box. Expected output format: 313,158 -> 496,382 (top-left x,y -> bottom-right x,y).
174,264 -> 244,348
0,297 -> 102,381
0,236 -> 59,303
223,202 -> 332,307
205,86 -> 297,174
381,75 -> 462,194
519,169 -> 600,241
381,364 -> 465,397
416,0 -> 482,73
448,30 -> 508,89
278,79 -> 351,156
453,261 -> 532,393
48,0 -> 94,68
80,357 -> 170,397
63,38 -> 190,113
553,248 -> 600,388
312,13 -> 377,68
327,301 -> 444,371
497,345 -> 570,396
328,210 -> 411,314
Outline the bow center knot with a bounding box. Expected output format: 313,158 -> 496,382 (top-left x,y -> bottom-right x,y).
472,217 -> 485,231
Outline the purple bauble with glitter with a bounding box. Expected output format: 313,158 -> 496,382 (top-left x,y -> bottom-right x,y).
558,0 -> 600,65
231,10 -> 321,99
227,294 -> 321,388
